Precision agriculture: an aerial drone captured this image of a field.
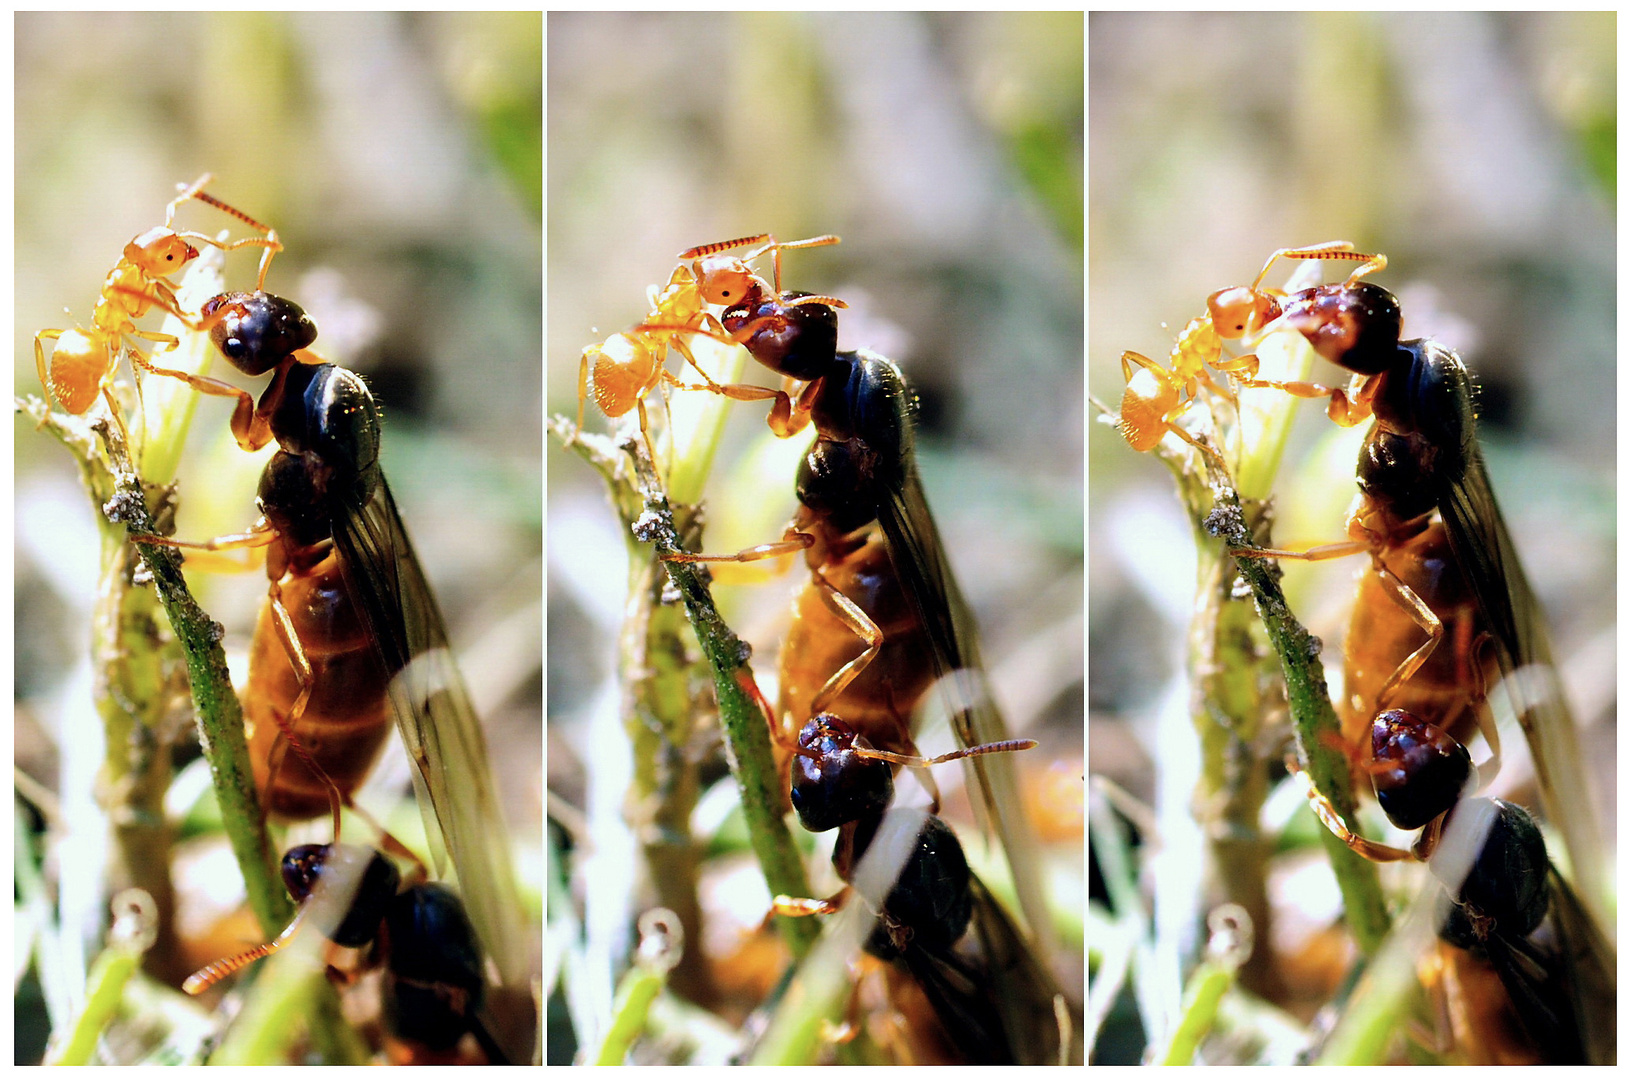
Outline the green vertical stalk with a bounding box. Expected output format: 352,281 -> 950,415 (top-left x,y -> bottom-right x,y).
556,420 -> 817,959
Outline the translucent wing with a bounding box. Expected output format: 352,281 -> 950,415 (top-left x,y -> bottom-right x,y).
859,350 -> 1048,954
1419,340 -> 1603,911
1543,867 -> 1617,1064
333,476 -> 530,992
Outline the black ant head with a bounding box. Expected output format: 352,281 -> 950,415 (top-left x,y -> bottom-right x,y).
1279,281 -> 1403,376
789,715 -> 894,834
1368,709 -> 1473,831
722,291 -> 839,382
204,291 -> 318,376
281,843 -> 401,948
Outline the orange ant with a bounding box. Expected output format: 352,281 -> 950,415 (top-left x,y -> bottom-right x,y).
1115,242 -> 1386,459
576,233 -> 847,465
33,175 -> 283,441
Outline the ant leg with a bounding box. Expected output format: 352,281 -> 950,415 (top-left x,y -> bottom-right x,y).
339,798 -> 430,884
1333,250 -> 1388,287
660,353 -> 786,408
98,385 -> 136,453
126,345 -> 263,450
663,318 -> 819,438
1231,540 -> 1369,562
575,349 -> 590,436
1213,352 -> 1351,406
661,527 -> 814,566
1196,364 -> 1239,407
770,890 -> 847,919
661,322 -> 786,396
105,277 -> 260,438
165,174 -> 214,224
132,522 -> 277,573
115,291 -> 283,451
1413,946 -> 1459,1057
1119,350 -> 1163,382
634,396 -> 663,474
32,329 -> 67,424
749,234 -> 841,294
1367,558 -> 1444,712
1287,756 -> 1414,862
805,568 -> 884,718
1154,420 -> 1232,471
771,376 -> 821,438
169,181 -> 285,288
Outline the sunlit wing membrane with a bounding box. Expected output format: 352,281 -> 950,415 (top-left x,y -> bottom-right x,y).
965,875 -> 1080,1064
879,466 -> 1049,953
1547,868 -> 1616,1064
1427,344 -> 1602,913
333,477 -> 530,990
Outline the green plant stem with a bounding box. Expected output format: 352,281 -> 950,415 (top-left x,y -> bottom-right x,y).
623,438 -> 819,958
1157,954 -> 1235,1065
24,397 -> 293,941
592,956 -> 669,1065
1173,460 -> 1285,1000
553,423 -> 715,1008
106,425 -> 292,939
45,940 -> 142,1065
1201,486 -> 1390,954
554,418 -> 819,965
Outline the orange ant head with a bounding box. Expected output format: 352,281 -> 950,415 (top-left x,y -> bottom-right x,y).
1206,286 -> 1280,340
693,255 -> 765,307
124,227 -> 200,278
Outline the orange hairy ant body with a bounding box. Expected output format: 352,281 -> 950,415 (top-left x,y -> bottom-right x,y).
1115,242 -> 1386,459
577,233 -> 847,464
33,174 -> 282,438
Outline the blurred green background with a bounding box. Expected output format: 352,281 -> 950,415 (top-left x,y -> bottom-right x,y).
15,12 -> 542,1058
547,11 -> 1083,1055
1088,11 -> 1614,1054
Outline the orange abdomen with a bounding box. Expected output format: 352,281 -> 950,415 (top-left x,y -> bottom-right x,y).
246,553 -> 394,820
777,528 -> 935,765
1342,521 -> 1487,750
